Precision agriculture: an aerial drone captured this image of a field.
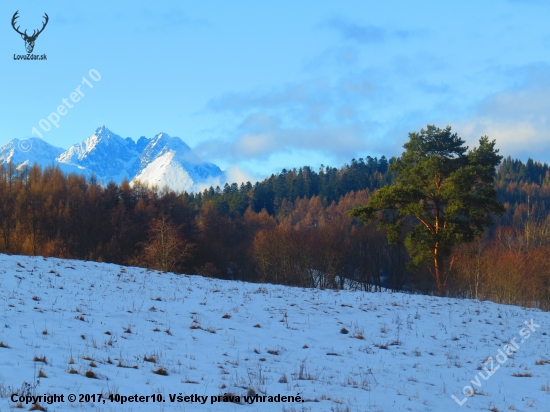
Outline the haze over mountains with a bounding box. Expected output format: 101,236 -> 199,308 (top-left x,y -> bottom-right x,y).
0,126 -> 225,193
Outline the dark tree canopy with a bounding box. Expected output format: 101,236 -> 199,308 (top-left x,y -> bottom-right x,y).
349,125 -> 505,294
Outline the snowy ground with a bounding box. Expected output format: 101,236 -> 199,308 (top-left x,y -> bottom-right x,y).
0,254 -> 549,412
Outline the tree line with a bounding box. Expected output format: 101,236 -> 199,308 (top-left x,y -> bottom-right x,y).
0,133 -> 549,309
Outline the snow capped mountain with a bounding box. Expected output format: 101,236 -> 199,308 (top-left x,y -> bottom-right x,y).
133,132 -> 224,192
0,137 -> 64,168
56,126 -> 143,183
56,126 -> 139,181
0,126 -> 224,192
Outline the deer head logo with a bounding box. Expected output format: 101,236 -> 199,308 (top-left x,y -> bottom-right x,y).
11,11 -> 49,54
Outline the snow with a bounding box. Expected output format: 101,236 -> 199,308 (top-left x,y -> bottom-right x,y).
0,254 -> 549,411
132,151 -> 195,193
0,127 -> 225,192
55,126 -> 142,182
0,138 -> 64,169
132,132 -> 224,192
57,126 -> 112,163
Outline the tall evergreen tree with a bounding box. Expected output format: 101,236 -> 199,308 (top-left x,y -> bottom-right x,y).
349,125 -> 504,294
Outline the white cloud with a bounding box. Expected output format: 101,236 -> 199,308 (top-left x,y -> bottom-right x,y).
195,165 -> 263,191
459,119 -> 549,155
195,123 -> 371,164
225,165 -> 261,185
455,65 -> 550,160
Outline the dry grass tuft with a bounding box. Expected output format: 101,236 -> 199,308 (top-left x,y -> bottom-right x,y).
33,356 -> 47,364
117,360 -> 138,369
144,355 -> 156,363
85,370 -> 98,379
222,313 -> 231,319
68,368 -> 79,374
29,403 -> 46,411
38,368 -> 48,378
153,367 -> 168,376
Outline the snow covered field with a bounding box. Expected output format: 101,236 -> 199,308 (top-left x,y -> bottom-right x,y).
0,254 -> 549,412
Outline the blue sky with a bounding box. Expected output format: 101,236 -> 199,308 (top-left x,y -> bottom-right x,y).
1,0 -> 550,182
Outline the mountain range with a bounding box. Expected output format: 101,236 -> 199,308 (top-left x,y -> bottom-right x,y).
0,126 -> 224,192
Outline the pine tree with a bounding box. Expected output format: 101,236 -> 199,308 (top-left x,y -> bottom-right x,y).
349,125 -> 504,295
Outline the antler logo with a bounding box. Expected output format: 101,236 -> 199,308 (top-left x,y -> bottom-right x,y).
11,11 -> 49,54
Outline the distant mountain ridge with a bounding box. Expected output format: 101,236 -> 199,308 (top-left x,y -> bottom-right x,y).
0,126 -> 224,192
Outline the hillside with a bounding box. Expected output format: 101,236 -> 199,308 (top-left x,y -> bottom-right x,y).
0,254 -> 549,411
